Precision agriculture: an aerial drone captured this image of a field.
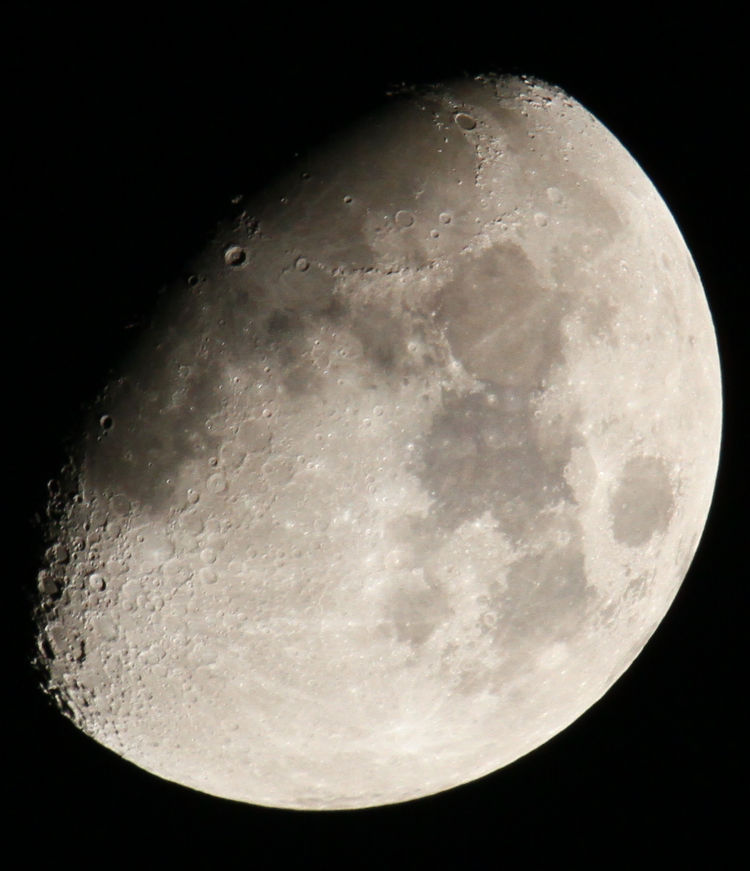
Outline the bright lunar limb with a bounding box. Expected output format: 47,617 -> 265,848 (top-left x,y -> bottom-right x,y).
35,74 -> 722,810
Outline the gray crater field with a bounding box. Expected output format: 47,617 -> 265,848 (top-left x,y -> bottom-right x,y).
34,73 -> 721,810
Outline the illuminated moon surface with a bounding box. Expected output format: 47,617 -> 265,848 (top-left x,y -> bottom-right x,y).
35,74 -> 722,810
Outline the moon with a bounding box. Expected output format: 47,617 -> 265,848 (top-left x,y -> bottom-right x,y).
34,73 -> 722,810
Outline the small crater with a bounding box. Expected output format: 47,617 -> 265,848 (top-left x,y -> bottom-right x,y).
88,573 -> 106,591
206,473 -> 227,494
198,567 -> 217,584
454,112 -> 477,130
224,245 -> 246,267
200,548 -> 217,565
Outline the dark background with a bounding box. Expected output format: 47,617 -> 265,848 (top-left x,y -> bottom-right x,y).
9,9 -> 742,864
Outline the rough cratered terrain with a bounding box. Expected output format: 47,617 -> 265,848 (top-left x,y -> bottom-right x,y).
34,74 -> 722,810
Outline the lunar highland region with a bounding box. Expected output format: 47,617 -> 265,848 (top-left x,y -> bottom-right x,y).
35,74 -> 722,810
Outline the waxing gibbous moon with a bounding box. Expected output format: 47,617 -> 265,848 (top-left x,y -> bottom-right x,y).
35,73 -> 722,811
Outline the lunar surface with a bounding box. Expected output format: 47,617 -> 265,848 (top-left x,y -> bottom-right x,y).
34,74 -> 722,810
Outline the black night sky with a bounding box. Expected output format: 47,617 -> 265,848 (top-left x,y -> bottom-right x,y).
9,9 -> 742,864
